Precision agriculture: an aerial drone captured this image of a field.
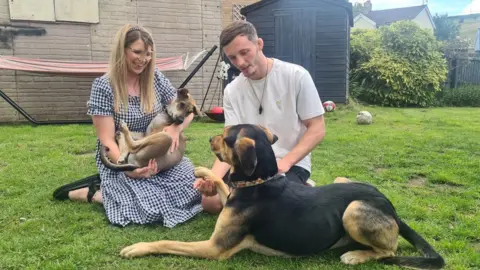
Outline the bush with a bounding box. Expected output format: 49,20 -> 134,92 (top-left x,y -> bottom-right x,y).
438,84 -> 480,107
350,21 -> 449,107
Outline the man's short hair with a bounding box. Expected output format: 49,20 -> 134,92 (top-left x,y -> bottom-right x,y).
220,20 -> 258,49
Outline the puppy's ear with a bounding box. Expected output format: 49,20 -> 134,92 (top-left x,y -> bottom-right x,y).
234,137 -> 257,176
192,104 -> 203,117
177,88 -> 189,98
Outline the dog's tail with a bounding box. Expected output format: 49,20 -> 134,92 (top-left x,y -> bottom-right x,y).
379,219 -> 445,269
99,145 -> 139,172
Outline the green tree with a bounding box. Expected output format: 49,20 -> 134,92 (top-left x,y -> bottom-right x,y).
433,13 -> 460,41
353,2 -> 365,17
350,21 -> 448,107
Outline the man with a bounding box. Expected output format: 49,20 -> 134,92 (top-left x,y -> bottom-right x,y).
195,20 -> 326,214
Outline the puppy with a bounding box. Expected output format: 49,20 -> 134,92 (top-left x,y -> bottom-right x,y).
119,124 -> 445,269
100,88 -> 202,172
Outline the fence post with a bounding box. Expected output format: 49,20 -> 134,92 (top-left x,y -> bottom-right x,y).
450,57 -> 458,88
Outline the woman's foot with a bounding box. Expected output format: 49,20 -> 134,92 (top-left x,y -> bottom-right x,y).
69,187 -> 103,203
53,174 -> 102,203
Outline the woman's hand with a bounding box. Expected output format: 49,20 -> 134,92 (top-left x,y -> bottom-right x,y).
163,124 -> 183,153
125,159 -> 158,179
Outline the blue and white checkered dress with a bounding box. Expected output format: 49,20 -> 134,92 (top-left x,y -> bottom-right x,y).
86,68 -> 203,228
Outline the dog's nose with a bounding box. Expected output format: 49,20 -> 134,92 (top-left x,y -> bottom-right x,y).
209,137 -> 213,143
175,116 -> 185,124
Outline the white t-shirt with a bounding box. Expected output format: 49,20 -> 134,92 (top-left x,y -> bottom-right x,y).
223,58 -> 325,173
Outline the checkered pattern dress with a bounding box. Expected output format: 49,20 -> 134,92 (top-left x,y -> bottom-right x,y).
86,68 -> 203,228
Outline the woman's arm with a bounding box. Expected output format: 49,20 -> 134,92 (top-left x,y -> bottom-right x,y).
92,115 -> 120,162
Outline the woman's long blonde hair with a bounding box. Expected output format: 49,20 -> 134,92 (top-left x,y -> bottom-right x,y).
107,24 -> 156,113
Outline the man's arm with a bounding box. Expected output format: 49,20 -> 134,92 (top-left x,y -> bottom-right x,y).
210,158 -> 231,179
194,86 -> 237,196
277,115 -> 325,173
277,70 -> 326,173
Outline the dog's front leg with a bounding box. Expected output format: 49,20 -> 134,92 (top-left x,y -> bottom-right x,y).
120,207 -> 252,260
120,240 -> 222,259
194,166 -> 230,206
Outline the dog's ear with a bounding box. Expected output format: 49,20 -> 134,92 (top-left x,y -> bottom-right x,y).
177,88 -> 189,98
224,134 -> 236,148
234,137 -> 257,176
270,134 -> 278,145
256,125 -> 278,144
192,104 -> 203,117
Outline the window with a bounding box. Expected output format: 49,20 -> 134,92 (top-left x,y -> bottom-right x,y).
8,0 -> 99,24
232,4 -> 246,21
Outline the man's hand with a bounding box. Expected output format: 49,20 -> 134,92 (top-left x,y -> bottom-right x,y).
277,158 -> 293,174
193,177 -> 217,197
163,124 -> 182,153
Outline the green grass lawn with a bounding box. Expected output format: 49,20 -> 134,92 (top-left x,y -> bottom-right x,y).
0,106 -> 479,270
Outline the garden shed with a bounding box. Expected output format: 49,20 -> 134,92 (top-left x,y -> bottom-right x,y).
239,0 -> 354,103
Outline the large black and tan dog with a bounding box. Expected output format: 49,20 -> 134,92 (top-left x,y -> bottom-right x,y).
119,124 -> 445,269
100,88 -> 202,172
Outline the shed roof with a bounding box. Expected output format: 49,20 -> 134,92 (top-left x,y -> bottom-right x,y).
240,0 -> 354,27
365,5 -> 427,26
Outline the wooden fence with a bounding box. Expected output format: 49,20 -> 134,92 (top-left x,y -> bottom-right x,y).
447,56 -> 480,88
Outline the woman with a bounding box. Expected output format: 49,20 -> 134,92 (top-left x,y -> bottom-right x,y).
53,24 -> 203,228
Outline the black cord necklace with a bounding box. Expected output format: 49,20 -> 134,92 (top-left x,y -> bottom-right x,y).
247,59 -> 270,115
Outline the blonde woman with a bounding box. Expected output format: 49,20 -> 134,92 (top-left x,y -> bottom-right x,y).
53,24 -> 202,228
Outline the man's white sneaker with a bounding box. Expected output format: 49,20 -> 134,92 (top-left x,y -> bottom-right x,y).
306,179 -> 316,187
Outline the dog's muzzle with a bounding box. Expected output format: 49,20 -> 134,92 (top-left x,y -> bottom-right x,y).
173,116 -> 185,125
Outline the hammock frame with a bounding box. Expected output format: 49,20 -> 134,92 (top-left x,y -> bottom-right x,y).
0,45 -> 217,125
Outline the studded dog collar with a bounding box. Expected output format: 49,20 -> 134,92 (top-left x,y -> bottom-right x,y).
230,174 -> 284,188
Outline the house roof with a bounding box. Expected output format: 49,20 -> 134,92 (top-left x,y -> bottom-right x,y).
365,5 -> 427,26
240,0 -> 354,26
354,13 -> 377,27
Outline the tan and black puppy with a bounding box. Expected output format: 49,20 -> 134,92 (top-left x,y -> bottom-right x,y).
100,88 -> 202,172
119,124 -> 445,269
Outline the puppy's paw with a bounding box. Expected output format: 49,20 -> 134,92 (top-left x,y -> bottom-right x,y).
120,242 -> 154,258
340,251 -> 370,265
119,121 -> 129,132
194,166 -> 213,179
334,177 -> 352,184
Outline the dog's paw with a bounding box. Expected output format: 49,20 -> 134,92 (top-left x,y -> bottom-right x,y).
120,242 -> 153,258
194,166 -> 213,179
119,121 -> 129,132
340,251 -> 370,265
334,177 -> 352,184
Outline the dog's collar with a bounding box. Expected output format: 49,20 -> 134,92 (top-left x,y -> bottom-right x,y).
230,174 -> 284,188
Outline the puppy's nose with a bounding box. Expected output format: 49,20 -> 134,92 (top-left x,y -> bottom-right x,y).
209,137 -> 213,143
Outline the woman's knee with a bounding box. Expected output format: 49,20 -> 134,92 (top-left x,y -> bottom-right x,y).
201,195 -> 223,214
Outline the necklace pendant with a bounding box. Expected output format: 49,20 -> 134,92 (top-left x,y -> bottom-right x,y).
259,105 -> 263,114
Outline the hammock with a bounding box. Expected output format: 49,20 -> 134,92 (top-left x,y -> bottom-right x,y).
0,50 -> 208,76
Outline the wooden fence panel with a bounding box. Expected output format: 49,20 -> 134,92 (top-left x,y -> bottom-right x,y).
448,57 -> 480,88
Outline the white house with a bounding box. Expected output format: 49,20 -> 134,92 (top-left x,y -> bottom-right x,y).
353,1 -> 436,32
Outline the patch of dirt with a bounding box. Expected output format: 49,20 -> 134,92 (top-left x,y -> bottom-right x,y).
408,174 -> 427,187
375,167 -> 387,174
470,241 -> 480,252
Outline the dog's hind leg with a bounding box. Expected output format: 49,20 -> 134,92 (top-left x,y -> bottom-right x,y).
120,208 -> 252,260
340,200 -> 399,265
119,121 -> 172,153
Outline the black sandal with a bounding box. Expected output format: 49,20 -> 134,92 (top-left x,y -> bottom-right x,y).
53,174 -> 101,203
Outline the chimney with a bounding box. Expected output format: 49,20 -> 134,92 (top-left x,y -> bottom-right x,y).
364,0 -> 372,14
